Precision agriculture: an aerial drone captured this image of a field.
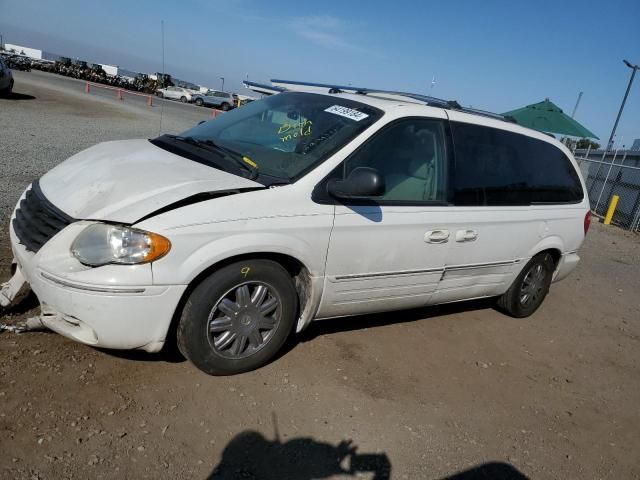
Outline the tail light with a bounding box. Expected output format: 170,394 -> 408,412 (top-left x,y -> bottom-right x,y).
584,211 -> 591,235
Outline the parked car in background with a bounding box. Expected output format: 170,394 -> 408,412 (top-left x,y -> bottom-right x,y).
192,90 -> 234,110
1,54 -> 31,71
156,86 -> 195,103
5,90 -> 590,376
0,57 -> 14,95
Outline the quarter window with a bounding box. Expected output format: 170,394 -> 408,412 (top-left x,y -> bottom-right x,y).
451,122 -> 583,205
343,119 -> 447,203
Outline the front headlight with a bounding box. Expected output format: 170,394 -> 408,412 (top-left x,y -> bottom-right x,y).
71,224 -> 171,266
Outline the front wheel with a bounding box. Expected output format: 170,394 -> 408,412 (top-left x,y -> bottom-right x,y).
497,253 -> 555,318
177,259 -> 298,375
1,79 -> 13,96
180,96 -> 188,103
195,97 -> 203,106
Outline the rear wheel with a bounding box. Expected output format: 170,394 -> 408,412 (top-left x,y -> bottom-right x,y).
156,91 -> 163,98
177,259 -> 298,375
195,97 -> 203,106
497,253 -> 555,318
220,102 -> 230,111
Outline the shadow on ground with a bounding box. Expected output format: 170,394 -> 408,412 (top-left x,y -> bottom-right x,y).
299,298 -> 497,342
206,424 -> 528,480
440,462 -> 529,479
1,92 -> 36,100
208,428 -> 391,479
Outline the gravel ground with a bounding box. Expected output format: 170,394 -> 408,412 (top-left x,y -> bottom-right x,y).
1,71 -> 640,480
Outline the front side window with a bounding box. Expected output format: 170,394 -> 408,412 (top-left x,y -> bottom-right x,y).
341,118 -> 447,203
176,92 -> 382,181
451,122 -> 583,205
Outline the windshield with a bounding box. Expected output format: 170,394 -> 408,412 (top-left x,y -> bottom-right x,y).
178,92 -> 382,181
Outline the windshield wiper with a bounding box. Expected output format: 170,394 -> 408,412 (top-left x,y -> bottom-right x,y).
173,136 -> 259,180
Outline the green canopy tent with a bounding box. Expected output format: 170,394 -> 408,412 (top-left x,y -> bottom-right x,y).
502,98 -> 599,139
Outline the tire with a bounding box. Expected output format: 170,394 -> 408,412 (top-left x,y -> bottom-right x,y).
1,79 -> 13,96
497,253 -> 555,318
157,91 -> 164,98
177,259 -> 298,375
180,96 -> 188,103
195,98 -> 204,106
220,102 -> 230,111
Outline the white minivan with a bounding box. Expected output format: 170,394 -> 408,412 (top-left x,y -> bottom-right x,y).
4,90 -> 590,375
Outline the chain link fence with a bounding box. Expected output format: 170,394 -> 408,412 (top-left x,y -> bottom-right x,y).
575,150 -> 640,231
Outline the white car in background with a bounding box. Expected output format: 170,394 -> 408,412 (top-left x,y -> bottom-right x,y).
156,86 -> 195,103
4,89 -> 590,375
192,90 -> 235,110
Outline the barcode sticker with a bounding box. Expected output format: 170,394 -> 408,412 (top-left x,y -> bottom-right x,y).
324,105 -> 369,121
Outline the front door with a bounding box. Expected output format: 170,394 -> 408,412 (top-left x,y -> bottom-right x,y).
317,115 -> 452,318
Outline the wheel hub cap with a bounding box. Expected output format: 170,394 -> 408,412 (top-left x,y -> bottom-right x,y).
207,282 -> 281,359
520,264 -> 545,306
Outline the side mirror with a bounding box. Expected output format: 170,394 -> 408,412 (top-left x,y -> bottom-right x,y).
327,167 -> 385,200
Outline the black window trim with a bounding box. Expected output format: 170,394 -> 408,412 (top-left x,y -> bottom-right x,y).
312,116 -> 454,207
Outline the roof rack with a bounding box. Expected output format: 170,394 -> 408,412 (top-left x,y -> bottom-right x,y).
454,106 -> 515,123
354,89 -> 453,109
245,79 -> 513,123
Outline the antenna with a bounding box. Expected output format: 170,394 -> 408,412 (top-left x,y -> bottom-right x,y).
430,75 -> 436,91
158,20 -> 165,135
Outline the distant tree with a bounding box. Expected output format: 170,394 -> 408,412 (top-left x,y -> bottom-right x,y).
576,138 -> 600,150
561,137 -> 576,150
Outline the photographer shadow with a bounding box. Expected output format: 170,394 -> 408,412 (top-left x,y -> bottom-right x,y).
208,430 -> 391,480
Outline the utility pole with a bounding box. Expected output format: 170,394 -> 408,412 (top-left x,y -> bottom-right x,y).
571,91 -> 583,118
605,59 -> 639,151
220,77 -> 225,92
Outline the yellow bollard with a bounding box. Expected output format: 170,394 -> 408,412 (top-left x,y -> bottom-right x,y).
604,195 -> 620,225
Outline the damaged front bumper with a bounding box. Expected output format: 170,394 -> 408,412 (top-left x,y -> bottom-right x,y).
6,221 -> 187,352
0,262 -> 29,308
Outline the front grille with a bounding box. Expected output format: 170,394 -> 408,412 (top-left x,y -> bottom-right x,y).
12,181 -> 76,253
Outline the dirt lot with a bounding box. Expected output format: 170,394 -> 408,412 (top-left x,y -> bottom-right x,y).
1,72 -> 639,480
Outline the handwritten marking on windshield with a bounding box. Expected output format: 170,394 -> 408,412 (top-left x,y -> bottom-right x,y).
278,120 -> 312,143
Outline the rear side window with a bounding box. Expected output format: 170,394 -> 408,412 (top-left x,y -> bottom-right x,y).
451,122 -> 583,206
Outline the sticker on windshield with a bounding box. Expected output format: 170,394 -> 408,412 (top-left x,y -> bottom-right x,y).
324,105 -> 369,122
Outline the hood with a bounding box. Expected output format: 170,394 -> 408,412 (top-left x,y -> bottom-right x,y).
39,139 -> 262,223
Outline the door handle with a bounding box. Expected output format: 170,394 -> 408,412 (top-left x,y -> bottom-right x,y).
425,229 -> 450,243
455,229 -> 478,242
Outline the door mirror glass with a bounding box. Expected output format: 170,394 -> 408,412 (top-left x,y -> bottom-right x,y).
327,167 -> 385,199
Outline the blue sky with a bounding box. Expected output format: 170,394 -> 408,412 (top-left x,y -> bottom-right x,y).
1,0 -> 639,145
